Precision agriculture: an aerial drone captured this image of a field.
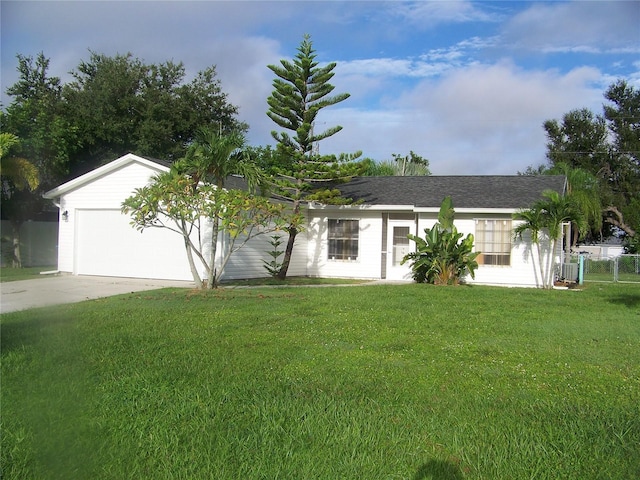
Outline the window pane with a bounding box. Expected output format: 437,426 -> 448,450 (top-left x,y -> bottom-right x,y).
393,226 -> 410,265
475,219 -> 511,266
328,219 -> 359,260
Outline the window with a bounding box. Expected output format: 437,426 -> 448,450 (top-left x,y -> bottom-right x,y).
475,219 -> 511,266
328,219 -> 359,261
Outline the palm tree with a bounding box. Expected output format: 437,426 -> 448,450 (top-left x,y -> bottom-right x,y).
539,190 -> 587,287
173,128 -> 261,288
513,190 -> 587,288
513,205 -> 546,287
0,133 -> 39,191
0,133 -> 40,268
548,162 -> 602,247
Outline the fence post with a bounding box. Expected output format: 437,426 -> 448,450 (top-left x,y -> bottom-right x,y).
578,255 -> 584,285
613,257 -> 619,283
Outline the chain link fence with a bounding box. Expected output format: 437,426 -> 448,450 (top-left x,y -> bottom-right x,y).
568,254 -> 640,284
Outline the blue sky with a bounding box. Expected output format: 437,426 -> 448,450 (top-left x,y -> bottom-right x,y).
2,1 -> 639,175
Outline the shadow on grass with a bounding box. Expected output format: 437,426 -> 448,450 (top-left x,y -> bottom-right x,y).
414,459 -> 464,480
0,311 -> 73,353
607,293 -> 640,309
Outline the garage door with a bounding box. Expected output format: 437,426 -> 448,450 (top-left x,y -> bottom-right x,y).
75,209 -> 196,281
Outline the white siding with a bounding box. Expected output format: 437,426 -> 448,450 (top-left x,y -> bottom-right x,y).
416,213 -> 556,288
306,209 -> 383,279
222,229 -> 308,280
55,160 -> 169,275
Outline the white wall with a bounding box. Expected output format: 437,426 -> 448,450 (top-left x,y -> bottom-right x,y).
221,228 -> 308,280
306,208 -> 383,279
418,213 -> 556,288
53,160 -> 198,277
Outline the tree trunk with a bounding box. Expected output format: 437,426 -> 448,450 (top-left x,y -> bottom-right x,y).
604,206 -> 636,237
276,226 -> 297,280
10,222 -> 22,268
276,200 -> 301,281
207,216 -> 220,289
546,239 -> 557,289
181,221 -> 203,289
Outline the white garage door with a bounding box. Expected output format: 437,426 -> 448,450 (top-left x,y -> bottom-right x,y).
75,209 -> 196,281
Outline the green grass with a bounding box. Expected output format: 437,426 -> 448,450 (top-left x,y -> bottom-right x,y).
0,266 -> 57,282
2,283 -> 639,479
222,275 -> 369,286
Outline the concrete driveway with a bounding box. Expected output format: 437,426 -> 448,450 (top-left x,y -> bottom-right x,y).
1,274 -> 195,314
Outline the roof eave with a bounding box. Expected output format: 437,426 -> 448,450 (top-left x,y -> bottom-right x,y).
43,153 -> 169,199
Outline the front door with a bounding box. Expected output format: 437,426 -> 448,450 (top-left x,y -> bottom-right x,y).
386,220 -> 415,280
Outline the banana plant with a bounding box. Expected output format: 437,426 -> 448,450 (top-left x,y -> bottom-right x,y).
402,196 -> 479,285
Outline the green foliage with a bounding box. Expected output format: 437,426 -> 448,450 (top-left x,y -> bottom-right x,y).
267,34 -> 349,156
513,190 -> 587,288
3,53 -> 74,186
542,80 -> 639,240
2,283 -> 638,479
0,133 -> 39,191
122,170 -> 299,289
390,151 -> 431,176
0,132 -> 42,268
402,197 -> 479,285
623,233 -> 640,254
63,52 -> 243,172
360,158 -> 396,176
266,34 -> 363,279
262,234 -> 285,277
362,151 -> 431,176
3,52 -> 243,186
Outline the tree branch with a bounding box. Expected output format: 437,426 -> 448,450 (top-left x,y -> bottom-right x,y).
603,206 -> 636,237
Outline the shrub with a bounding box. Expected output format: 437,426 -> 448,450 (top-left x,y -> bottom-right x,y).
402,196 -> 479,285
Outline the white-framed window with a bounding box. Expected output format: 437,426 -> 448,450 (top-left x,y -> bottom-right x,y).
328,219 -> 359,261
475,219 -> 512,266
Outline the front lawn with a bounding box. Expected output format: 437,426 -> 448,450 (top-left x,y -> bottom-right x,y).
1,283 -> 639,479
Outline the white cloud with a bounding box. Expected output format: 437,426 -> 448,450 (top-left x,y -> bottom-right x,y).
316,61 -> 608,175
500,1 -> 640,53
392,0 -> 501,27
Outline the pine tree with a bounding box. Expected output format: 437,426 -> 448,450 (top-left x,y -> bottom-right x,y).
266,34 -> 363,279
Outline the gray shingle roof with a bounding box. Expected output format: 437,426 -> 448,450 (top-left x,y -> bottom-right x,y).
335,175 -> 567,209
140,155 -> 172,169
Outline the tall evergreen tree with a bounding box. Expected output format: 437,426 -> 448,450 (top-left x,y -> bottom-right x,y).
266,34 -> 363,279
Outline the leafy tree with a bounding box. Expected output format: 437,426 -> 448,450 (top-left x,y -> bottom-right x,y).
245,145 -> 295,174
512,205 -> 547,287
266,34 -> 363,279
402,197 -> 479,285
602,80 -> 639,238
122,170 -> 295,289
3,51 -> 245,188
539,80 -> 639,240
0,133 -> 40,267
63,51 -> 244,176
513,190 -> 587,289
2,53 -> 75,186
0,133 -> 39,191
543,108 -> 609,173
547,162 -> 603,245
172,129 -> 261,288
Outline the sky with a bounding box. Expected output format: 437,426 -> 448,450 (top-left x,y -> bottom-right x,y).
2,1 -> 639,175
